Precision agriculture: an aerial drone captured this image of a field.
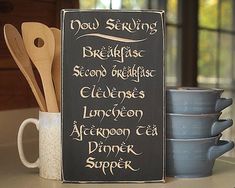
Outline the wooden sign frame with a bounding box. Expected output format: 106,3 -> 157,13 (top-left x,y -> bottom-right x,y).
61,9 -> 165,183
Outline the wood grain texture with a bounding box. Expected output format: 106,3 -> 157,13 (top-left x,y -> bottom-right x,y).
4,24 -> 47,112
0,70 -> 39,110
22,22 -> 59,112
0,0 -> 76,110
51,28 -> 61,110
0,0 -> 57,69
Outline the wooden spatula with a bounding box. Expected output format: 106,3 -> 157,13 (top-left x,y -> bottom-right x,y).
21,22 -> 59,112
51,27 -> 61,111
4,24 -> 47,112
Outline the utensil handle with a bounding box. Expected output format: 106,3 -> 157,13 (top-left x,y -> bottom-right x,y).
215,98 -> 233,112
29,76 -> 47,112
208,140 -> 234,160
211,119 -> 233,136
17,118 -> 39,168
41,70 -> 59,112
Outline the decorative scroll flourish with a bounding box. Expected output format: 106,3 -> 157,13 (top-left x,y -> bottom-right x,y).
76,33 -> 147,43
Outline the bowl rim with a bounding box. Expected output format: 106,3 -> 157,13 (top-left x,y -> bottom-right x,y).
166,112 -> 222,117
167,134 -> 222,141
166,87 -> 224,93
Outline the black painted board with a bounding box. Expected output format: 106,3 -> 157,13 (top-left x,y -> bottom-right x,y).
61,10 -> 165,183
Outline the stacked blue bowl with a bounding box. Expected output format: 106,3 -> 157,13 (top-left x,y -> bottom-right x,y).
166,87 -> 234,178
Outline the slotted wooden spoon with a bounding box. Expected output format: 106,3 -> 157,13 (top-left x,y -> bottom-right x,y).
22,22 -> 59,112
4,24 -> 47,112
51,27 -> 61,111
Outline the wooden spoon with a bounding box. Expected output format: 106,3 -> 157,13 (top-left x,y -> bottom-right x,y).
3,24 -> 47,112
22,22 -> 59,112
51,27 -> 61,111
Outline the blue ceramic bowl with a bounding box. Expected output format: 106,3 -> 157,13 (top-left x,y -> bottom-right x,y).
167,112 -> 233,139
167,87 -> 233,114
167,135 -> 234,178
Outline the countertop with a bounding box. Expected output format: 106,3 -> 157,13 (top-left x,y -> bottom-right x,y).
0,108 -> 235,188
0,142 -> 235,188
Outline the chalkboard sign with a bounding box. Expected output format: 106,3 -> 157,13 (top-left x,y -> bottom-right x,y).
61,10 -> 165,183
